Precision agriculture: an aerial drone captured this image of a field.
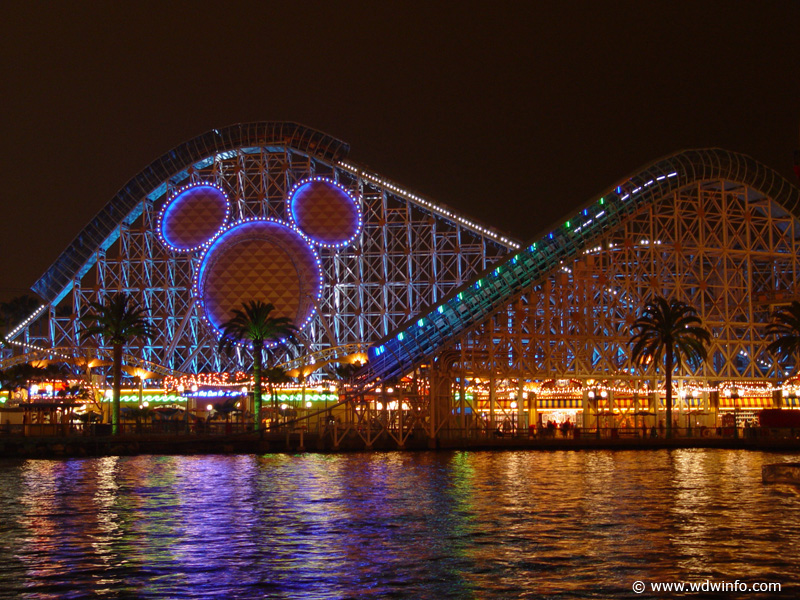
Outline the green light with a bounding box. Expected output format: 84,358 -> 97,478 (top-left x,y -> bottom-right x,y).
599,197 -> 605,204
566,221 -> 571,228
398,332 -> 404,341
119,393 -> 182,403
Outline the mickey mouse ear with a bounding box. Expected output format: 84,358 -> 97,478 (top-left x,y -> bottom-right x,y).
158,182 -> 230,252
288,177 -> 362,248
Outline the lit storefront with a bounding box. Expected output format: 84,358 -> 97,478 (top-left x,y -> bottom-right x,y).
448,378 -> 791,433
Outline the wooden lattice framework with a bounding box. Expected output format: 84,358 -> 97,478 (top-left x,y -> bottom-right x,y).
2,123 -> 517,376
456,179 -> 799,384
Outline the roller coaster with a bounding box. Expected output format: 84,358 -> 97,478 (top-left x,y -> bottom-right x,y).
3,123 -> 800,448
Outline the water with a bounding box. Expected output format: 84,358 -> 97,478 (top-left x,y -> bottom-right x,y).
0,450 -> 798,599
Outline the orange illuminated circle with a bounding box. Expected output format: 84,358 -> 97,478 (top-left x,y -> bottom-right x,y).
289,179 -> 361,247
160,184 -> 229,251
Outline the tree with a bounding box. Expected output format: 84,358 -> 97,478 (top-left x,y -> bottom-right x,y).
333,361 -> 362,404
1,295 -> 41,352
0,363 -> 46,402
211,399 -> 240,430
1,295 -> 40,332
217,301 -> 297,432
766,301 -> 800,372
0,362 -> 68,400
81,293 -> 155,435
629,295 -> 711,438
334,362 -> 362,384
262,366 -> 294,411
122,405 -> 155,434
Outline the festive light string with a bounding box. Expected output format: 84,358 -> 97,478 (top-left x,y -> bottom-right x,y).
3,305 -> 48,340
192,218 -> 324,346
458,381 -> 783,397
287,176 -> 363,248
337,161 -> 520,249
5,339 -> 73,361
157,182 -> 230,252
164,372 -> 251,389
162,372 -> 342,391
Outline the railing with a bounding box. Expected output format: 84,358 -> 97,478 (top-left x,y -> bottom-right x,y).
3,417 -> 800,446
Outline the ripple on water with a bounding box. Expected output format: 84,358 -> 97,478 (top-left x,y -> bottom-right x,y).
0,449 -> 798,599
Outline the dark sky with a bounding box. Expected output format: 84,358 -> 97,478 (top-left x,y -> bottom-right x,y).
1,1 -> 798,302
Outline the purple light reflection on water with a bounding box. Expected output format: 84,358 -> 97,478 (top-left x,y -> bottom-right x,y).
0,450 -> 799,599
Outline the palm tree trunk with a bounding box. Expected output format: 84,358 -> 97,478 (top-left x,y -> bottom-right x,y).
112,343 -> 122,435
253,342 -> 262,432
665,344 -> 673,439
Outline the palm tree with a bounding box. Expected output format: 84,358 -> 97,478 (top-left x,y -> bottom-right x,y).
333,361 -> 361,404
0,363 -> 47,402
262,366 -> 294,411
211,399 -> 242,434
629,295 -> 711,438
81,293 -> 155,435
766,301 -> 800,372
123,405 -> 155,434
217,301 -> 297,431
212,399 -> 239,423
334,362 -> 362,384
1,295 -> 40,355
1,295 -> 40,335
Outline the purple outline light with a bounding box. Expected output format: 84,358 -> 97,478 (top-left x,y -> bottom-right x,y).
287,176 -> 362,248
193,218 -> 323,347
158,182 -> 230,252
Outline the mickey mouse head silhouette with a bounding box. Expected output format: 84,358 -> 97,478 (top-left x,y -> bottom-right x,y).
158,177 -> 362,346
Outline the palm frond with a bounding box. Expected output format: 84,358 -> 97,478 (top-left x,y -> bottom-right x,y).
766,301 -> 800,362
217,300 -> 298,355
628,294 -> 711,374
81,293 -> 155,345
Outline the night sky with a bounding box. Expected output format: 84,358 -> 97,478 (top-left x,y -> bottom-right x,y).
2,1 -> 798,303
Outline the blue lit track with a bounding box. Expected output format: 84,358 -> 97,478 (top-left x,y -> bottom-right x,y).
360,148 -> 800,389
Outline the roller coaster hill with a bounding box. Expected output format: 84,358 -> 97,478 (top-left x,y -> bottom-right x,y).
3,122 -> 800,449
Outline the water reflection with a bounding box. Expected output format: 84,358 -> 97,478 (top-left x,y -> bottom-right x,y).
0,450 -> 797,598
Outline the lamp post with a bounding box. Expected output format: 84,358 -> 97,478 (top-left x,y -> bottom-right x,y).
588,388 -> 606,438
177,384 -> 186,434
678,388 -> 686,437
241,386 -> 248,431
138,377 -> 145,410
689,389 -> 699,436
600,390 -> 608,436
